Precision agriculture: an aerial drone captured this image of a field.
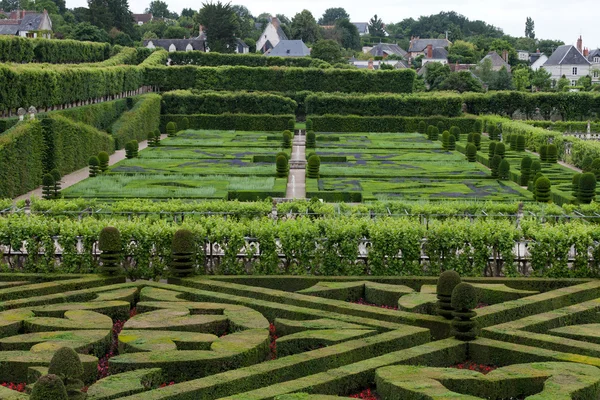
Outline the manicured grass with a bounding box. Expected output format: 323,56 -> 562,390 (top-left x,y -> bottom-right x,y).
110,159 -> 277,176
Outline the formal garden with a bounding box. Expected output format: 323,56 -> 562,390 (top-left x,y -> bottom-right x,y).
5,39 -> 600,398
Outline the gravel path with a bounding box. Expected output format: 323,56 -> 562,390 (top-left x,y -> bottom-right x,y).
286,133 -> 306,199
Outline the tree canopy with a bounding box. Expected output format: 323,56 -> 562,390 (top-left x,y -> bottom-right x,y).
318,7 -> 349,25
196,1 -> 239,53
291,10 -> 320,44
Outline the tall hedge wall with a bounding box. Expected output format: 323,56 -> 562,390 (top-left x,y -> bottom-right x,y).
160,113 -> 294,132
111,94 -> 161,149
41,115 -> 114,175
0,36 -> 111,63
161,90 -> 297,115
168,51 -> 314,67
309,115 -> 481,133
55,99 -> 128,131
305,93 -> 463,117
525,120 -> 600,133
463,91 -> 600,120
144,66 -> 416,94
0,121 -> 44,198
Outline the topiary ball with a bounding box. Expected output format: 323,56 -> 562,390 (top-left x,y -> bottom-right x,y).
172,229 -> 194,254
88,156 -> 99,167
30,374 -> 68,400
276,151 -> 290,161
437,270 -> 462,296
451,283 -> 478,311
98,227 -> 121,252
48,347 -> 84,379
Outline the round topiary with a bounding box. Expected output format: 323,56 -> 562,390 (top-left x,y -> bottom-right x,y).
520,156 -> 532,186
307,155 -> 321,179
125,141 -> 135,159
572,173 -> 582,199
535,176 -> 552,203
166,121 -> 177,137
42,173 -> 55,200
498,159 -> 510,180
547,144 -> 558,163
436,121 -> 445,134
88,156 -> 100,178
473,120 -> 482,135
306,119 -> 313,131
436,270 -> 461,320
430,126 -> 439,141
488,141 -> 496,158
490,155 -> 502,178
306,152 -> 316,161
30,374 -> 68,400
441,131 -> 450,150
282,130 -> 292,149
467,133 -> 474,143
48,347 -> 84,379
451,283 -> 478,341
473,133 -> 481,150
98,227 -> 121,276
288,119 -> 295,131
306,130 -> 316,148
98,151 -> 109,173
578,172 -> 596,204
449,126 -> 460,141
530,160 -> 541,182
276,151 -> 290,161
516,135 -> 526,152
171,229 -> 195,277
448,135 -> 456,151
539,145 -> 548,162
582,156 -> 594,172
418,120 -> 427,134
494,142 -> 506,159
276,155 -> 289,177
466,143 -> 477,162
181,117 -> 189,131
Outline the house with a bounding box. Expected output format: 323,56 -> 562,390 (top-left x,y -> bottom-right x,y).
266,39 -> 309,57
367,43 -> 407,59
407,36 -> 451,59
352,22 -> 369,36
236,39 -> 249,54
543,37 -> 591,86
350,57 -> 409,69
529,50 -> 548,71
421,45 -> 448,66
256,16 -> 288,53
0,9 -> 52,38
587,48 -> 600,84
480,51 -> 511,72
144,39 -> 206,53
517,50 -> 529,62
133,13 -> 153,25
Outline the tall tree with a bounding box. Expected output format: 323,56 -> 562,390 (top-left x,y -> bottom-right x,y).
335,18 -> 360,51
291,10 -> 320,44
368,14 -> 385,37
318,7 -> 349,25
88,0 -> 133,34
512,68 -> 531,91
493,66 -> 513,90
447,40 -> 479,64
145,1 -> 170,18
424,62 -> 451,90
232,5 -> 254,38
196,1 -> 239,53
439,71 -> 484,93
525,17 -> 535,39
311,39 -> 342,63
531,68 -> 552,91
181,8 -> 195,18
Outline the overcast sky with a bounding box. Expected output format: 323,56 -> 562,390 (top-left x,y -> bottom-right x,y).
67,0 -> 600,49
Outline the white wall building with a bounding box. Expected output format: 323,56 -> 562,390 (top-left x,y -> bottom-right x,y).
256,17 -> 288,54
543,41 -> 591,86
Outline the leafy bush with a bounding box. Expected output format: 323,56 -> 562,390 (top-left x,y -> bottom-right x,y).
88,156 -> 100,178
50,169 -> 61,199
449,126 -> 461,141
572,173 -> 581,198
160,114 -> 293,132
98,226 -> 121,276
181,117 -> 189,130
98,152 -> 109,173
448,135 -> 456,151
418,121 -> 427,134
466,143 -> 477,162
125,140 -> 139,159
307,155 -> 321,178
488,141 -> 496,158
490,155 -> 502,178
442,131 -> 450,150
276,155 -> 289,178
578,173 -> 596,204
451,282 -> 477,341
473,133 -> 481,150
473,120 -> 482,134
171,229 -> 195,277
306,131 -> 316,148
535,176 -> 552,203
494,142 -> 506,159
530,160 -> 541,180
42,174 -> 55,200
436,121 -> 445,134
498,159 -> 510,180
539,145 -> 548,162
516,135 -> 526,152
488,125 -> 498,141
166,122 -> 177,137
306,119 -> 313,131
436,270 -> 461,320
288,119 -> 296,131
510,133 -> 518,150
547,144 -> 558,163
520,156 -> 532,186
30,374 -> 68,400
428,126 -> 439,141
282,131 -> 292,148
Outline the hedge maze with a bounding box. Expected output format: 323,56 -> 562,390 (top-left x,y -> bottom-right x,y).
0,275 -> 600,398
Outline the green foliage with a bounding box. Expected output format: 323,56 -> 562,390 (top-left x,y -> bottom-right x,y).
50,169 -> 61,199
166,122 -> 177,137
539,145 -> 548,162
494,142 -> 505,158
111,94 -> 161,149
42,174 -> 55,200
535,176 -> 552,203
418,121 -> 427,134
473,120 -> 482,134
291,9 -> 321,44
488,141 -> 496,158
30,374 -> 68,400
125,141 -> 139,159
473,133 -> 481,150
168,51 -> 313,67
307,155 -> 321,178
161,114 -> 293,132
98,152 -> 109,173
582,156 -> 594,173
466,143 -> 477,162
451,282 -> 477,341
171,229 -> 195,277
88,156 -> 100,178
288,119 -> 296,131
572,173 -> 581,198
449,126 -> 461,141
0,36 -> 110,63
197,1 -> 238,53
578,173 -> 596,204
48,347 -> 84,380
306,131 -> 316,148
427,126 -> 439,141
441,131 -> 450,150
276,155 -> 289,178
510,132 -> 518,150
283,131 -> 292,149
311,40 -> 342,63
439,71 -> 484,93
306,119 -> 313,131
180,117 -> 190,131
530,160 -> 541,180
436,270 -> 461,320
547,144 -> 558,163
448,135 -> 456,151
520,156 -> 532,186
98,226 -> 121,276
498,159 -> 510,180
488,125 -> 499,141
516,135 -> 526,152
490,155 -> 502,178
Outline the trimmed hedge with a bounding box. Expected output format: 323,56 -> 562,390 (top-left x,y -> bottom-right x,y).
0,36 -> 111,64
160,114 -> 295,132
161,90 -> 297,115
111,94 -> 161,149
53,98 -> 128,131
309,115 -> 481,133
305,93 -> 463,117
168,51 -> 314,67
144,66 -> 416,94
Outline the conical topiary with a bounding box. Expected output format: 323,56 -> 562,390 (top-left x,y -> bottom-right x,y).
153,129 -> 161,147
451,283 -> 478,341
147,131 -> 156,147
276,155 -> 289,177
430,126 -> 439,141
547,144 -> 558,163
488,141 -> 496,158
98,151 -> 109,173
520,156 -> 532,186
530,160 -> 541,182
171,229 -> 195,277
282,130 -> 292,149
466,143 -> 477,162
498,159 -> 510,180
50,169 -> 61,199
88,156 -> 100,178
307,155 -> 320,179
572,173 -> 582,199
490,155 -> 502,178
448,135 -> 456,151
473,120 -> 482,135
578,172 -> 596,204
98,227 -> 122,276
166,121 -> 177,137
125,141 -> 135,159
535,176 -> 551,203
449,126 -> 460,141
42,174 -> 55,200
436,270 -> 461,320
306,130 -> 316,148
48,347 -> 85,399
516,135 -> 525,152
473,133 -> 481,150
181,117 -> 189,131
467,133 -> 474,143
441,131 -> 450,150
582,156 -> 593,172
30,374 -> 68,400
418,120 -> 427,134
306,119 -> 313,131
494,142 -> 505,159
539,145 -> 548,162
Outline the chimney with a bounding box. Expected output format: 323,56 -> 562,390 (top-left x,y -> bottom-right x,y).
502,49 -> 508,62
271,16 -> 279,28
368,59 -> 374,70
536,48 -> 540,53
199,25 -> 204,36
577,35 -> 583,53
426,44 -> 433,58
584,47 -> 589,57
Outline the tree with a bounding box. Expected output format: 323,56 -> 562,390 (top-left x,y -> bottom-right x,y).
69,22 -> 110,42
311,39 -> 342,63
146,0 -> 170,18
447,40 -> 479,64
577,75 -> 592,91
525,17 -> 535,39
88,0 -> 133,34
181,8 -> 195,18
439,71 -> 484,93
537,39 -> 565,57
475,57 -> 495,86
531,68 -> 552,91
318,7 -> 349,25
334,18 -> 360,51
512,68 -> 531,91
232,5 -> 254,38
493,66 -> 513,90
557,75 -> 570,91
197,1 -> 239,53
423,62 -> 451,90
490,39 -> 517,64
291,10 -> 320,44
368,14 -> 385,37
164,25 -> 190,38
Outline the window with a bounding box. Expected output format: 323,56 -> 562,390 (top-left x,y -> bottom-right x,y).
571,80 -> 577,86
572,67 -> 578,75
595,57 -> 600,63
594,71 -> 599,78
26,32 -> 34,38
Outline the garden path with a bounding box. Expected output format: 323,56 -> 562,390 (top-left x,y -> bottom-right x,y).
14,134 -> 168,202
286,132 -> 306,199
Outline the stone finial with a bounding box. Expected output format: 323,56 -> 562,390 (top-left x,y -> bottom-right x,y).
28,106 -> 38,120
17,107 -> 26,121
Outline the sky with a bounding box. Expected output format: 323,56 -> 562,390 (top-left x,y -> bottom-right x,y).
67,0 -> 600,49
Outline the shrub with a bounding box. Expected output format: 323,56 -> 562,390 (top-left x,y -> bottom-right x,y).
535,176 -> 552,203
436,270 -> 461,320
590,159 -> 600,179
161,114 -> 293,132
308,115 -> 479,134
451,283 -> 478,341
530,160 -> 541,181
49,347 -> 84,380
153,129 -> 161,147
572,173 -> 582,199
467,133 -> 473,143
547,144 -> 558,163
582,156 -> 594,172
88,156 -> 100,178
539,144 -> 548,162
418,120 -> 427,134
436,121 -> 445,135
473,120 -> 482,134
125,141 -> 135,159
473,133 -> 481,150
50,169 -> 61,199
111,94 -> 161,149
426,125 -> 434,140
98,227 -> 121,276
466,143 -> 477,162
306,131 -> 316,148
171,229 -> 195,277
166,121 -> 177,137
504,133 -> 512,146
98,152 -> 109,173
429,126 -> 439,141
288,119 -> 296,131
449,126 -> 460,141
494,142 -> 506,159
147,131 -> 156,147
30,374 -> 68,400
490,155 -> 502,178
488,141 -> 496,158
441,131 -> 450,150
307,155 -> 321,178
282,131 -> 292,148
516,135 -> 526,152
180,117 -> 189,131
520,156 -> 532,186
42,174 -> 55,200
277,151 -> 290,161
498,159 -> 510,180
510,133 -> 518,150
448,135 -> 456,151
488,125 -> 498,141
276,155 -> 289,177
578,172 -> 597,204
306,119 -> 313,131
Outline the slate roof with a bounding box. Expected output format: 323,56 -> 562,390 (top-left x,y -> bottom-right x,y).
0,12 -> 45,35
133,13 -> 152,24
427,47 -> 448,59
544,45 -> 590,66
144,39 -> 206,52
368,43 -> 407,58
588,49 -> 600,62
408,38 -> 451,52
352,22 -> 369,33
529,52 -> 543,64
267,40 -> 309,57
481,51 -> 511,71
273,19 -> 288,41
